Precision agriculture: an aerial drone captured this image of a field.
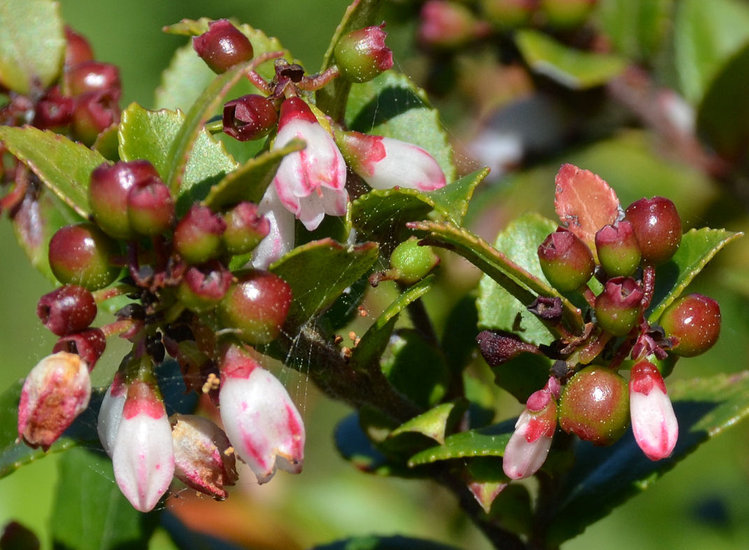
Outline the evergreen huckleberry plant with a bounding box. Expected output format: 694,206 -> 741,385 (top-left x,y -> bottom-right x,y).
1,1 -> 748,548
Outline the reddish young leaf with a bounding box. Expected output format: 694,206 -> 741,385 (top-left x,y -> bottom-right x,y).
554,164 -> 620,255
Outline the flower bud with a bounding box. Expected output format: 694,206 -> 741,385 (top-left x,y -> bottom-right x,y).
18,352 -> 91,449
171,414 -> 238,499
629,361 -> 678,461
334,24 -> 394,83
659,294 -> 721,357
595,221 -> 641,277
89,160 -> 161,239
174,205 -> 227,264
127,178 -> 175,236
98,373 -> 126,456
272,97 -> 348,231
594,277 -> 644,336
223,94 -> 278,142
559,366 -> 629,446
37,285 -> 97,336
177,260 -> 233,313
336,130 -> 446,192
219,345 -> 305,483
223,201 -> 270,255
48,223 -> 119,290
624,196 -> 681,265
112,380 -> 175,512
52,327 -> 106,369
193,19 -> 254,74
219,269 -> 292,345
537,228 -> 595,292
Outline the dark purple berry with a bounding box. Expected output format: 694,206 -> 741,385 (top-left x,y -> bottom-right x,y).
89,160 -> 161,239
625,197 -> 681,265
48,223 -> 119,290
174,205 -> 226,264
53,327 -> 106,369
659,294 -> 721,357
595,220 -> 641,277
594,277 -> 644,336
127,178 -> 175,236
222,94 -> 278,142
71,90 -> 120,146
558,366 -> 629,446
222,201 -> 270,254
64,26 -> 94,68
33,88 -> 74,129
218,269 -> 292,345
333,25 -> 394,83
66,61 -> 121,97
193,19 -> 254,74
538,228 -> 595,292
177,261 -> 233,312
37,285 -> 97,336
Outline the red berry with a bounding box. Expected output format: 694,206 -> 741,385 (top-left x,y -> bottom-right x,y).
64,26 -> 94,68
538,228 -> 595,292
37,285 -> 97,336
127,179 -> 175,236
659,294 -> 721,357
218,270 -> 292,345
48,223 -> 119,290
594,277 -> 644,336
595,220 -> 641,277
558,366 -> 629,446
71,90 -> 120,146
624,197 -> 681,265
174,205 -> 226,264
193,20 -> 254,74
223,95 -> 278,142
33,87 -> 74,130
89,160 -> 161,239
66,61 -> 121,97
222,201 -> 270,254
53,327 -> 107,369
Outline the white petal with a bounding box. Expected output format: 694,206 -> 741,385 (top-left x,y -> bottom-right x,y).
252,187 -> 296,269
97,378 -> 127,457
363,137 -> 446,191
630,386 -> 678,461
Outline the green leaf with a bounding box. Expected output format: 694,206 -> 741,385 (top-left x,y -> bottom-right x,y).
477,213 -> 561,346
390,402 -> 462,445
696,43 -> 749,158
118,104 -> 237,211
51,447 -> 159,550
346,71 -> 457,182
441,294 -> 479,375
648,228 -> 742,322
0,381 -> 101,480
515,29 -> 628,89
674,0 -> 749,104
546,370 -> 749,546
411,219 -> 584,337
408,419 -> 514,466
11,190 -> 83,282
598,0 -> 672,61
270,239 -> 379,331
0,126 -> 108,218
491,352 -> 552,404
0,0 -> 64,93
350,188 -> 434,246
164,61 -> 250,195
202,139 -> 305,209
428,168 -> 489,225
352,275 -> 435,373
334,412 -> 398,475
312,534 -> 460,550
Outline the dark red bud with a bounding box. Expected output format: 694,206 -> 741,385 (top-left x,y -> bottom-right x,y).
66,61 -> 121,97
193,19 -> 254,74
222,94 -> 278,142
37,285 -> 97,336
64,26 -> 94,68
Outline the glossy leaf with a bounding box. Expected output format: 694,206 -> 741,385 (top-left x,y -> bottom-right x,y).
346,71 -> 456,182
554,163 -> 620,256
0,0 -> 64,93
408,419 -> 514,466
51,447 -> 159,550
465,457 -> 511,514
202,138 -> 305,209
696,43 -> 749,158
477,213 -> 559,346
598,0 -> 672,61
350,188 -> 435,245
546,370 -> 749,546
0,126 -> 107,218
312,534 -> 460,550
410,219 -> 584,336
428,168 -> 489,225
390,402 -> 462,445
674,0 -> 749,103
270,239 -> 379,331
648,227 -> 742,321
118,103 -> 236,210
515,29 -> 628,89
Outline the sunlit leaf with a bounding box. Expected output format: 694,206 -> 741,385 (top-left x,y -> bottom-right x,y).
408,419 -> 514,466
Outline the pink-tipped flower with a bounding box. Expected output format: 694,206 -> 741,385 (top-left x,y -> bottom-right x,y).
629,361 -> 678,461
251,186 -> 296,269
503,378 -> 559,480
218,345 -> 305,483
271,97 -> 348,231
171,414 -> 238,500
97,372 -> 127,456
337,130 -> 446,192
18,352 -> 91,450
112,380 -> 174,512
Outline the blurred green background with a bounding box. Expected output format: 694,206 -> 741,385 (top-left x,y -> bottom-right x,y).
2,0 -> 749,549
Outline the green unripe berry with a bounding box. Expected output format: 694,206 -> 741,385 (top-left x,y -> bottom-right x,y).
538,229 -> 594,292
595,221 -> 641,278
389,237 -> 440,285
334,25 -> 393,83
594,277 -> 644,336
559,366 -> 629,446
48,223 -> 119,290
